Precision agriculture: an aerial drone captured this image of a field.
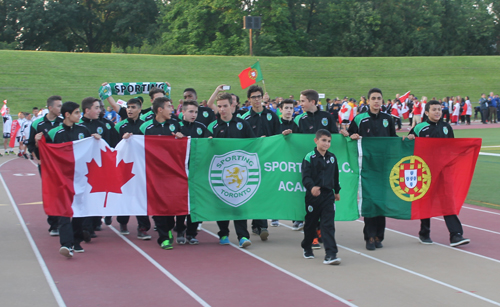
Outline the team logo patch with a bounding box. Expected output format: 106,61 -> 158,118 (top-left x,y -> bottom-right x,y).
330,157 -> 335,164
236,122 -> 243,130
78,133 -> 84,140
97,127 -> 103,134
321,118 -> 328,126
209,150 -> 261,207
169,124 -> 175,132
267,113 -> 272,121
443,127 -> 448,135
106,123 -> 111,130
389,155 -> 431,202
203,111 -> 209,118
383,119 -> 388,127
307,205 -> 313,212
196,127 -> 202,135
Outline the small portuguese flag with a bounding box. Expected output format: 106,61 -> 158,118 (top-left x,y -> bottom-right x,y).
239,62 -> 263,89
360,137 -> 481,220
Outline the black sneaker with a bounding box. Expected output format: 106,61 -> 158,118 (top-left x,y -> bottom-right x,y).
73,243 -> 85,253
260,228 -> 269,241
176,230 -> 186,244
303,249 -> 314,259
374,237 -> 383,248
419,236 -> 433,244
252,227 -> 259,235
323,255 -> 341,265
104,216 -> 112,226
119,224 -> 130,235
186,235 -> 199,245
366,238 -> 376,251
450,235 -> 470,247
137,228 -> 152,240
82,230 -> 91,243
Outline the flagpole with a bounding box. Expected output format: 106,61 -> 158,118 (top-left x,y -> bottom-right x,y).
262,79 -> 267,94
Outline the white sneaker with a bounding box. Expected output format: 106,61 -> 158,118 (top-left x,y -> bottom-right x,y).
49,229 -> 59,236
271,220 -> 279,227
59,246 -> 73,258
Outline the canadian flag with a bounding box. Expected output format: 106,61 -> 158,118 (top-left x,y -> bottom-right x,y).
39,135 -> 190,217
0,100 -> 7,116
338,102 -> 354,122
400,103 -> 409,119
399,91 -> 411,103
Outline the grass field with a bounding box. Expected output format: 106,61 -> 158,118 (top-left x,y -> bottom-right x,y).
1,51 -> 500,114
0,50 -> 498,208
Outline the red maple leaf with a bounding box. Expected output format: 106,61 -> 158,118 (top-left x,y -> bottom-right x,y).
86,148 -> 135,208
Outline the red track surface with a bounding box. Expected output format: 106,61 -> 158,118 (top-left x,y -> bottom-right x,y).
1,158 -> 350,307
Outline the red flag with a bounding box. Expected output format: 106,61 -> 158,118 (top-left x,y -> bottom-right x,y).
0,100 -> 7,116
238,62 -> 263,89
399,91 -> 411,102
9,120 -> 20,148
40,135 -> 189,217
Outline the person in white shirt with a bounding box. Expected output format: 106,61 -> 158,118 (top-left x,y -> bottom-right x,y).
2,108 -> 14,155
452,98 -> 461,125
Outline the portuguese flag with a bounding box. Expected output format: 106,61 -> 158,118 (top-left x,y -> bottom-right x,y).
360,137 -> 481,220
239,62 -> 263,89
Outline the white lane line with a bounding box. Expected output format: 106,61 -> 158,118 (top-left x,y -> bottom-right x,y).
202,227 -> 358,307
479,152 -> 500,157
481,146 -> 500,148
432,217 -> 500,235
283,221 -> 500,304
0,160 -> 66,307
107,225 -> 210,307
338,244 -> 500,306
374,223 -> 500,264
463,206 -> 500,216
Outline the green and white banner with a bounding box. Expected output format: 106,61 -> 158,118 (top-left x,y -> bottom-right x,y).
188,134 -> 360,222
98,82 -> 171,100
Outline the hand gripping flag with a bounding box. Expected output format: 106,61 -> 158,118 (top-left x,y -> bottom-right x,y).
239,62 -> 263,89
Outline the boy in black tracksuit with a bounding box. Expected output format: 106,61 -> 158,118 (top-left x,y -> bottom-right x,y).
241,85 -> 280,240
208,92 -> 256,248
279,99 -> 300,134
408,100 -> 470,247
347,88 -> 398,251
301,129 -> 341,265
28,95 -> 64,235
176,100 -> 212,245
41,101 -> 94,257
79,97 -> 119,237
139,97 -> 184,249
112,98 -> 152,241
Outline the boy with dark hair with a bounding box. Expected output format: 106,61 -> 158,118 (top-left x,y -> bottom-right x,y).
208,92 -> 256,248
301,129 -> 341,265
241,85 -> 280,239
179,88 -> 215,127
139,96 -> 184,250
40,101 -> 98,257
348,87 -> 399,251
407,100 -> 470,247
175,100 -> 211,244
111,97 -> 152,240
28,95 -> 63,235
80,97 -> 118,236
279,99 -> 299,135
295,89 -> 339,134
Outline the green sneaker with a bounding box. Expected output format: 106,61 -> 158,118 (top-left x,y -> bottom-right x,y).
161,239 -> 173,250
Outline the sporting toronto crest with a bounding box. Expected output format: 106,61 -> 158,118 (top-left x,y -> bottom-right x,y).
209,150 -> 261,207
389,155 -> 431,201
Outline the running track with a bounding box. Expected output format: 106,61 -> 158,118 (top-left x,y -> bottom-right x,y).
2,157 -> 500,307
